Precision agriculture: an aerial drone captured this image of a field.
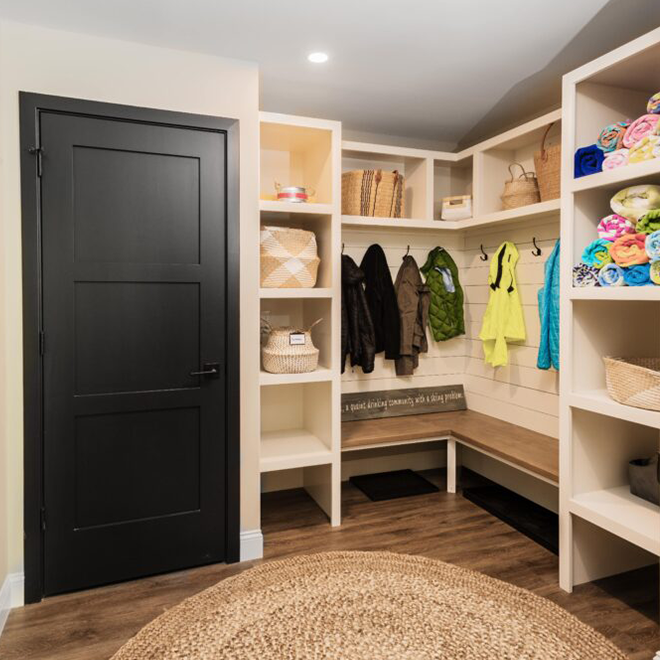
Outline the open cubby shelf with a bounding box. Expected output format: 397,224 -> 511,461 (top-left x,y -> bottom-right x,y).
560,29 -> 660,594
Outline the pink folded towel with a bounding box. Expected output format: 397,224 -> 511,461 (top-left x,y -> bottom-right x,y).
623,114 -> 660,148
597,214 -> 636,242
602,148 -> 629,170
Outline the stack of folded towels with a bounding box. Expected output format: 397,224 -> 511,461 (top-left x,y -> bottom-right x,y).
573,184 -> 660,287
574,91 -> 660,178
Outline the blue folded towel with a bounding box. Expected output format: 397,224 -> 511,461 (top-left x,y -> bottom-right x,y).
646,230 -> 660,261
574,144 -> 605,178
598,263 -> 625,287
622,263 -> 652,286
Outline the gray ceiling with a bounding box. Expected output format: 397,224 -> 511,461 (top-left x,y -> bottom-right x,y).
0,0 -> 652,146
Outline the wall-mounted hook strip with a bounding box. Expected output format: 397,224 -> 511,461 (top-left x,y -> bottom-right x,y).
479,244 -> 488,261
532,237 -> 542,257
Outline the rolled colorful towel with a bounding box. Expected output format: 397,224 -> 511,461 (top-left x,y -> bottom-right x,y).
637,209 -> 660,234
574,144 -> 604,178
610,185 -> 660,222
602,148 -> 630,170
651,260 -> 660,285
597,120 -> 630,152
646,230 -> 660,261
610,233 -> 650,267
598,263 -> 625,287
629,135 -> 660,163
623,114 -> 660,148
647,91 -> 660,114
581,239 -> 612,269
597,214 -> 635,242
622,263 -> 652,286
572,263 -> 599,287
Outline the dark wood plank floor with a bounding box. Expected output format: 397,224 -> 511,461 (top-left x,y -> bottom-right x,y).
1,471 -> 658,660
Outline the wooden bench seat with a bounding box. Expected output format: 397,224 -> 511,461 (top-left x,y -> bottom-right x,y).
341,409 -> 558,485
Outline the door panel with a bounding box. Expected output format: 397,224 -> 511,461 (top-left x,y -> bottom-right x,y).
39,109 -> 230,595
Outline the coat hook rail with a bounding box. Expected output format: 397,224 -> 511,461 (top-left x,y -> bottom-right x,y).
532,237 -> 542,257
479,244 -> 488,261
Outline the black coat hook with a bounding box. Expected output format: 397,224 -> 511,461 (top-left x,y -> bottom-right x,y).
479,244 -> 488,261
532,237 -> 542,257
404,245 -> 410,258
341,242 -> 345,254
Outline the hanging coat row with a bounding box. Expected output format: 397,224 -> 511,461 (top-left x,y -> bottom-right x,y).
341,244 -> 465,374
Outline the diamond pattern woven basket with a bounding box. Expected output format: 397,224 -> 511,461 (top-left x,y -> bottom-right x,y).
260,226 -> 320,288
603,356 -> 660,412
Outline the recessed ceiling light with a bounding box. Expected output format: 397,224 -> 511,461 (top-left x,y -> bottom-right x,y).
308,52 -> 329,64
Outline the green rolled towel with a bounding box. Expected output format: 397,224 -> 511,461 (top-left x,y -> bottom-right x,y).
611,184 -> 660,222
636,208 -> 660,234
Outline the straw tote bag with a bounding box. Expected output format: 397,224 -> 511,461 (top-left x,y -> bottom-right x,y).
501,163 -> 540,210
534,123 -> 561,201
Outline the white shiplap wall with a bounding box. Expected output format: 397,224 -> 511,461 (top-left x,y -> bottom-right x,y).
462,218 -> 560,438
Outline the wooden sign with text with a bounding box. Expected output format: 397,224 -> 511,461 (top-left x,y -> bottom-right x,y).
341,385 -> 466,422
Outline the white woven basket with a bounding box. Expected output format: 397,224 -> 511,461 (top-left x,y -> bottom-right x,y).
260,226 -> 320,288
603,356 -> 660,412
261,319 -> 322,374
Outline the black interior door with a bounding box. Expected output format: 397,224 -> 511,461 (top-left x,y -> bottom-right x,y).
36,107 -> 233,595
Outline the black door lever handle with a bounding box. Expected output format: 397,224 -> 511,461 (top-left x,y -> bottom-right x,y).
190,362 -> 220,378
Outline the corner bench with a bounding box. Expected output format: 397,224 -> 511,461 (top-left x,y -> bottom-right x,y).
341,410 -> 558,492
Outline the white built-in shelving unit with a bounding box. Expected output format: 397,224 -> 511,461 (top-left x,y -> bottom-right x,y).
257,108 -> 562,529
258,112 -> 341,526
559,28 -> 660,592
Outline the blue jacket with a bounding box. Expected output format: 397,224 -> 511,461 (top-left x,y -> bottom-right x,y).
537,240 -> 560,370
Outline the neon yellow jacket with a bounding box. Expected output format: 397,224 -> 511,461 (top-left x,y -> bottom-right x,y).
479,242 -> 526,367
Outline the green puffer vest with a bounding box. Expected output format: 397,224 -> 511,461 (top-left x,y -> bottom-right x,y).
420,247 -> 465,341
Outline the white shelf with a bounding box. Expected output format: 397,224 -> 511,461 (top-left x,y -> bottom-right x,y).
571,158 -> 660,193
570,286 -> 660,301
259,288 -> 333,299
260,429 -> 333,473
342,215 -> 460,231
458,199 -> 560,230
260,200 -> 334,215
260,367 -> 333,386
570,487 -> 660,556
569,389 -> 660,430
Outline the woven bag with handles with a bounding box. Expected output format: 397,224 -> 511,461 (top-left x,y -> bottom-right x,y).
534,123 -> 561,201
261,318 -> 322,374
501,163 -> 540,210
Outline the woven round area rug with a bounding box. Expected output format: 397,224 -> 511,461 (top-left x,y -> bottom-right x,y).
111,551 -> 625,660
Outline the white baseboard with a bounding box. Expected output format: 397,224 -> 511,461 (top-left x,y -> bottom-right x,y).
0,572 -> 22,639
240,529 -> 263,562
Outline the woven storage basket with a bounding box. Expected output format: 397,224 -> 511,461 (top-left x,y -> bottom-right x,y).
603,356 -> 660,412
260,226 -> 320,288
342,169 -> 405,218
261,319 -> 322,374
533,123 -> 561,201
501,163 -> 540,210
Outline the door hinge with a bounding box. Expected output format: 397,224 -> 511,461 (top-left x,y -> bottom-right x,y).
39,331 -> 45,355
28,146 -> 43,177
40,506 -> 47,532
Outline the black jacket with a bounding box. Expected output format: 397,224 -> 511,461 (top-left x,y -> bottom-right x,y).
341,255 -> 376,374
360,244 -> 401,360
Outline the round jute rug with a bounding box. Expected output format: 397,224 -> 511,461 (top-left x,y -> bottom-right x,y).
111,551 -> 625,660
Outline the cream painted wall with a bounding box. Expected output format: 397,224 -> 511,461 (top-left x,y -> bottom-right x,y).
0,20 -> 260,584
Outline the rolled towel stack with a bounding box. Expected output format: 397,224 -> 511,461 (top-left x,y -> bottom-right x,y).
597,121 -> 630,152
581,239 -> 612,268
610,233 -> 649,267
623,114 -> 660,148
646,230 -> 660,261
611,185 -> 660,222
597,263 -> 625,287
596,214 -> 635,241
622,263 -> 652,286
602,148 -> 629,170
574,144 -> 604,178
629,135 -> 660,163
572,263 -> 599,287
647,91 -> 660,114
636,209 -> 660,234
651,261 -> 660,285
